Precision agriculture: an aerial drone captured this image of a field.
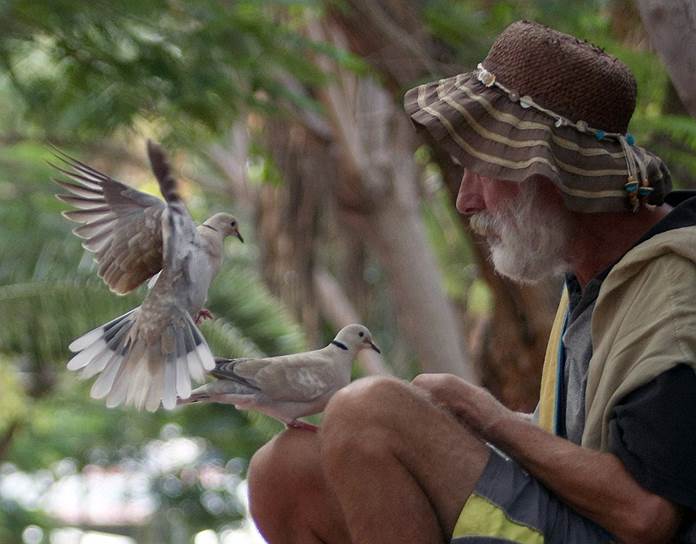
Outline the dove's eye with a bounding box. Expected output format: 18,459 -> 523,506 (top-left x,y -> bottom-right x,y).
230,220 -> 236,227
358,331 -> 364,337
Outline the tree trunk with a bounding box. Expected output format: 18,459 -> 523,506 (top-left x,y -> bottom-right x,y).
257,117 -> 333,347
635,0 -> 696,119
308,20 -> 473,379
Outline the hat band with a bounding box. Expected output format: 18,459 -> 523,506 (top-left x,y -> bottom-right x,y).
476,63 -> 653,212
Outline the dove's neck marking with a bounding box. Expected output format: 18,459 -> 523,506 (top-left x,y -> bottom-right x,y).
331,340 -> 349,351
202,224 -> 218,233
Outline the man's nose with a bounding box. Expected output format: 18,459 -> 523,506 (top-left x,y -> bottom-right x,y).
456,170 -> 485,214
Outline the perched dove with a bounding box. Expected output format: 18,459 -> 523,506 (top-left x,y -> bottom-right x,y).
179,324 -> 381,430
53,141 -> 244,412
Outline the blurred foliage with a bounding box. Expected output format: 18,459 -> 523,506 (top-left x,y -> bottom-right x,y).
0,359 -> 29,433
0,496 -> 55,544
0,0 -> 332,141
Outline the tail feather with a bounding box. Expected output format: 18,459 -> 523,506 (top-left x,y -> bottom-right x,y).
104,339 -> 144,406
130,356 -> 163,412
177,391 -> 211,405
80,350 -> 119,381
67,339 -> 108,371
69,309 -> 137,353
162,354 -> 177,410
79,322 -> 130,380
178,327 -> 203,383
68,306 -> 214,411
177,380 -> 259,408
176,328 -> 198,383
187,347 -> 208,383
91,352 -> 125,399
176,355 -> 191,399
196,344 -> 215,372
145,366 -> 165,412
192,327 -> 215,371
146,140 -> 180,204
117,343 -> 149,409
181,316 -> 214,382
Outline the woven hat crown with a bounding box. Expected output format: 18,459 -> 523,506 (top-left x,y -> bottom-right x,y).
482,21 -> 637,134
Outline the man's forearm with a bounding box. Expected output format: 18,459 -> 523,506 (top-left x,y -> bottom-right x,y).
412,374 -> 682,544
486,411 -> 681,543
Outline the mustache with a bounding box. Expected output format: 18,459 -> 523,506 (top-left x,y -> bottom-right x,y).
469,213 -> 498,236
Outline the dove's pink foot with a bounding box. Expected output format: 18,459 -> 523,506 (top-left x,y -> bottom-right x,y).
287,420 -> 319,432
195,308 -> 214,324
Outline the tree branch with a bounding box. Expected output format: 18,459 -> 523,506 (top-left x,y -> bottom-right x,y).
636,0 -> 696,119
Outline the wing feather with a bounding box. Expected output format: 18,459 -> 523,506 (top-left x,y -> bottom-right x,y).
52,147 -> 169,294
255,359 -> 336,402
213,353 -> 335,403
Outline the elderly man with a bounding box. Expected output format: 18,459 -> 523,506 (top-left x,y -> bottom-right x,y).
248,21 -> 696,543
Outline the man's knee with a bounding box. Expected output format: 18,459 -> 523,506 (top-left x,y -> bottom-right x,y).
249,428 -> 321,494
324,376 -> 417,427
321,377 -> 423,466
247,433 -> 291,526
248,429 -> 322,540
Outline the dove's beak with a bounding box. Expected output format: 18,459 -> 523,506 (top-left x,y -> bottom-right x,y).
235,231 -> 245,243
369,341 -> 381,354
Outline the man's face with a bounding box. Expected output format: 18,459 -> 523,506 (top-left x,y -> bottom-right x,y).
456,170 -> 572,283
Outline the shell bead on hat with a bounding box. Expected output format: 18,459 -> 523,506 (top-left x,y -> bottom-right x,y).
477,65 -> 497,87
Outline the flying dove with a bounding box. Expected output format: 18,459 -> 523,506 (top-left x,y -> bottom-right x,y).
179,324 -> 381,431
53,141 -> 244,412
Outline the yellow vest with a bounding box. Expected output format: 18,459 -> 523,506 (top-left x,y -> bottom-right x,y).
538,287 -> 569,434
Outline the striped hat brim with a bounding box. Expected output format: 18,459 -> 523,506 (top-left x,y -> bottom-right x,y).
404,72 -> 671,213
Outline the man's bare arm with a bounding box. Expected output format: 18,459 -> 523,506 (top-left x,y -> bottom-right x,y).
412,374 -> 683,544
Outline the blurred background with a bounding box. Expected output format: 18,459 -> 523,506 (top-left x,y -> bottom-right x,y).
1,0 -> 695,542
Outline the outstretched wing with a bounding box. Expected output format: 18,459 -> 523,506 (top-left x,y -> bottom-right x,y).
53,147 -> 167,294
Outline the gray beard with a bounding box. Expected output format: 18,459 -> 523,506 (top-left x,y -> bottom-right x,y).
469,184 -> 572,283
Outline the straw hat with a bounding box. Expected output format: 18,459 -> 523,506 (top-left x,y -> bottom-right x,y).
404,20 -> 671,213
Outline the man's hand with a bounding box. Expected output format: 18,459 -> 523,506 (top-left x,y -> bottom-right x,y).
412,373 -> 683,544
411,373 -> 511,437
